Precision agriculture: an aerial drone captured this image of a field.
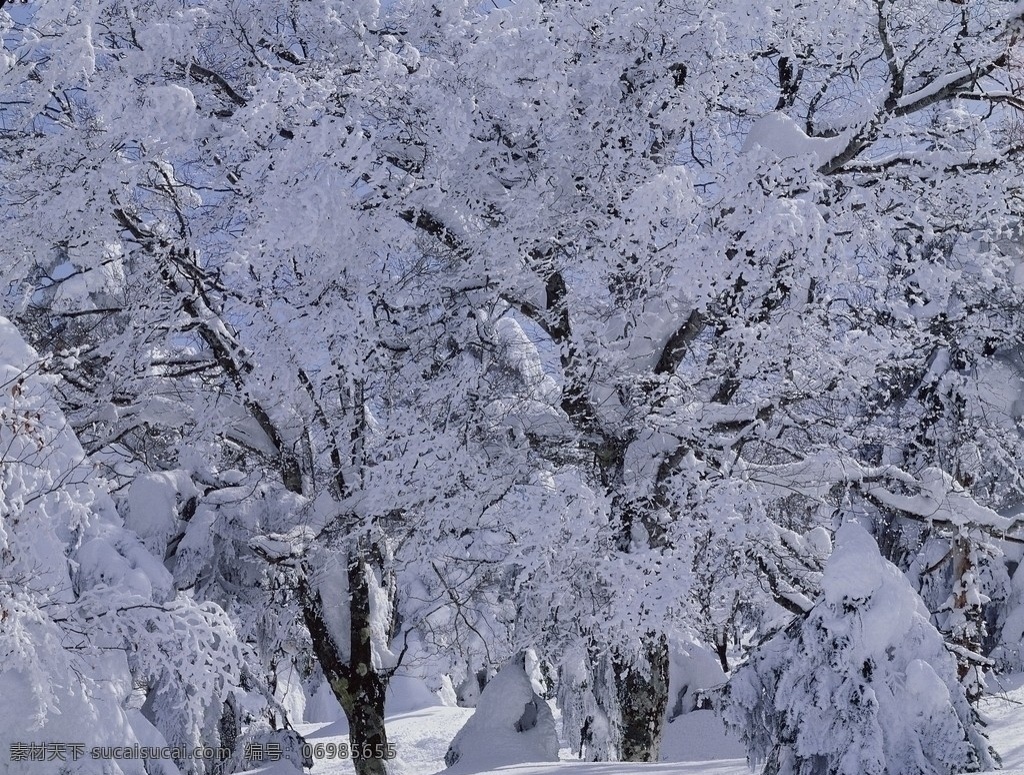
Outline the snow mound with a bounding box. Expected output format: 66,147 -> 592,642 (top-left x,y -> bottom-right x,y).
387,675 -> 446,714
444,654 -> 559,774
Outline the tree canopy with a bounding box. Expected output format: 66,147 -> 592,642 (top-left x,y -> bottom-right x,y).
3,0 -> 1024,773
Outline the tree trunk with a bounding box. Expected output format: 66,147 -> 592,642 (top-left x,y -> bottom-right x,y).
613,633 -> 670,762
714,631 -> 730,674
300,553 -> 392,775
951,536 -> 985,703
593,444 -> 671,762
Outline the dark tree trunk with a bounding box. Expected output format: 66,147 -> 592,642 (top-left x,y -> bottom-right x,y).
300,553 -> 392,775
218,692 -> 239,766
714,632 -> 730,674
614,633 -> 670,762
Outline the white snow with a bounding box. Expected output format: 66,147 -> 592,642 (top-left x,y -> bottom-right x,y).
981,672 -> 1024,773
905,659 -> 952,714
12,4 -> 1024,774
822,523 -> 943,659
310,549 -> 352,663
445,655 -> 559,773
661,710 -> 745,762
125,471 -> 190,555
245,655 -> 751,775
0,316 -> 245,774
822,521 -> 890,604
741,111 -> 848,163
273,704 -> 750,775
236,669 -> 1024,775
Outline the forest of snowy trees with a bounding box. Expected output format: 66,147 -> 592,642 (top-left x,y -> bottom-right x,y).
4,0 -> 1024,774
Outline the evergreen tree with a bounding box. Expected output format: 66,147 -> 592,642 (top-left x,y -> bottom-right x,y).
726,523 -> 993,775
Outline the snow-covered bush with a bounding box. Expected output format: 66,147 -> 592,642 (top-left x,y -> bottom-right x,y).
445,653 -> 558,773
725,523 -> 993,775
0,317 -> 242,774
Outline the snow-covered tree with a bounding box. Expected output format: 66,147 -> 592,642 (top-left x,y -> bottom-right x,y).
726,522 -> 993,775
6,0 -> 1024,767
0,316 -> 243,774
0,2 -> 410,771
348,0 -> 1024,758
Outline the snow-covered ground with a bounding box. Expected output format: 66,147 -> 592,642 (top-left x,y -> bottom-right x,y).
978,673 -> 1024,775
245,672 -> 1024,775
287,708 -> 747,775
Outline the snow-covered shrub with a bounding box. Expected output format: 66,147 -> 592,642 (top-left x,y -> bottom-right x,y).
445,653 -> 558,773
0,317 -> 242,774
725,523 -> 992,775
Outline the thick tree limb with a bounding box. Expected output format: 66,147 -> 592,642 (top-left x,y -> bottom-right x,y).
183,61 -> 248,107
654,310 -> 704,376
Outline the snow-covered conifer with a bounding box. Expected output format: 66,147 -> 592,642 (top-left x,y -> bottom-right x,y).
726,523 -> 993,775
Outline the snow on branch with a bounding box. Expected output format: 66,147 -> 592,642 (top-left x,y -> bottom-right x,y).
249,527 -> 317,565
746,452 -> 1021,538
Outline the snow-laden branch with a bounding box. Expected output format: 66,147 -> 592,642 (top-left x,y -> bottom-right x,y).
745,452 -> 1020,537
817,4 -> 1019,176
112,206 -> 304,492
894,58 -> 1006,117
837,142 -> 1024,176
249,527 -> 318,565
